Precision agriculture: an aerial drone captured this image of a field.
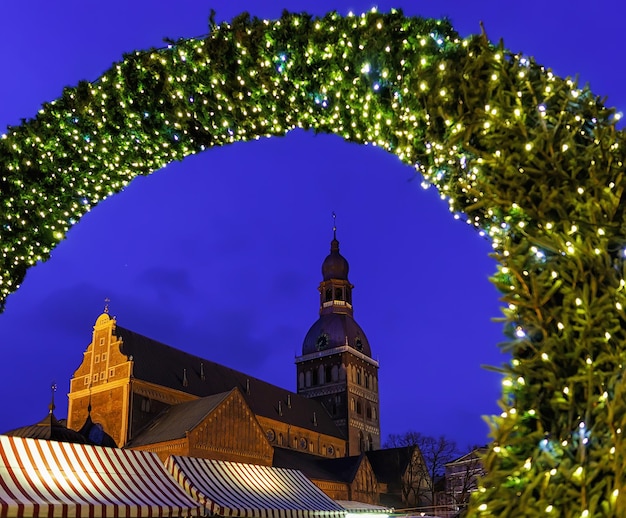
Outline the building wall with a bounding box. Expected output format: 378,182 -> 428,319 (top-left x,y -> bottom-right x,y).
67,312 -> 132,445
187,391 -> 274,466
68,383 -> 128,446
130,439 -> 188,461
344,351 -> 380,455
310,480 -> 350,501
349,458 -> 380,505
297,348 -> 380,456
256,415 -> 345,458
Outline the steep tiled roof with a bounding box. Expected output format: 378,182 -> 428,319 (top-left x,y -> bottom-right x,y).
126,391 -> 232,447
366,446 -> 416,484
4,413 -> 90,444
115,326 -> 343,439
272,447 -> 363,483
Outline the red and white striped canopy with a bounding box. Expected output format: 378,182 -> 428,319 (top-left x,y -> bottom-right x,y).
0,435 -> 201,517
165,456 -> 346,518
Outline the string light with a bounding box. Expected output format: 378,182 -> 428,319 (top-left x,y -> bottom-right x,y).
1,8 -> 626,516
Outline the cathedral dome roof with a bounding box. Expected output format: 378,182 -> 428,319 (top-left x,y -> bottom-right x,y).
302,313 -> 371,357
322,238 -> 349,281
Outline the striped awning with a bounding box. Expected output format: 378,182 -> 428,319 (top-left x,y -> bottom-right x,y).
0,435 -> 201,517
165,456 -> 346,518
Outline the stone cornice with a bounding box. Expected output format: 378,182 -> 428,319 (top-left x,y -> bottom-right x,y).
295,345 -> 379,367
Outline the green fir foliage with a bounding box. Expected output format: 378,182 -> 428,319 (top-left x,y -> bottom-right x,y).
1,9 -> 626,516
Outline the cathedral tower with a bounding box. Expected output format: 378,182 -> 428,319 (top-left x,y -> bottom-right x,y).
295,226 -> 380,455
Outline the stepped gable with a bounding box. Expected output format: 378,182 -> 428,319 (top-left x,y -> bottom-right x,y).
115,326 -> 343,439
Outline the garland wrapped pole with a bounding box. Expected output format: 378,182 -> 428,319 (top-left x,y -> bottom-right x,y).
1,8 -> 625,515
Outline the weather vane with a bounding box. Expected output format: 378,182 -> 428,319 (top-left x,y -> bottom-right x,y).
49,381 -> 57,414
104,297 -> 110,314
332,211 -> 337,239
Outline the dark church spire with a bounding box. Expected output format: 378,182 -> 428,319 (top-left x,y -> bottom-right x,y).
320,214 -> 352,314
48,382 -> 57,415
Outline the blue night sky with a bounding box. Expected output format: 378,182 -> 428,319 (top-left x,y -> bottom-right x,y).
0,0 -> 624,449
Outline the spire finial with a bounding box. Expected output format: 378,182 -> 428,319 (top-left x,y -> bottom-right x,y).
49,382 -> 57,414
104,297 -> 110,314
332,212 -> 337,240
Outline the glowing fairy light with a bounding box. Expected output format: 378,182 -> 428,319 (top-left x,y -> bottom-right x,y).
1,8 -> 625,516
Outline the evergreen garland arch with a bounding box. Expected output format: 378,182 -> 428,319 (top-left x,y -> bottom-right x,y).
1,8 -> 626,515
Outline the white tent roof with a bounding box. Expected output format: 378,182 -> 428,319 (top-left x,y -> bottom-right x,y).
336,501 -> 392,513
0,435 -> 201,517
166,455 -> 347,518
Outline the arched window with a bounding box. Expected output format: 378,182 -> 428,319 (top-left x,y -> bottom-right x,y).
318,365 -> 325,384
351,398 -> 355,412
357,369 -> 362,385
298,372 -> 304,389
365,374 -> 370,389
305,371 -> 312,387
335,287 -> 343,300
331,365 -> 339,381
366,404 -> 372,419
339,364 -> 346,381
325,365 -> 332,383
356,400 -> 362,414
325,288 -> 332,301
279,433 -> 284,446
359,431 -> 365,453
372,406 -> 377,420
368,434 -> 374,451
